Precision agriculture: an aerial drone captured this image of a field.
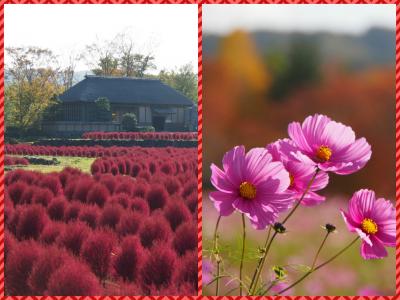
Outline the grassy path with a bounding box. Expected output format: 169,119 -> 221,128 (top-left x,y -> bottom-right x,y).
7,155 -> 95,173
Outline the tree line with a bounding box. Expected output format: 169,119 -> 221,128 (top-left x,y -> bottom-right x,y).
5,33 -> 197,131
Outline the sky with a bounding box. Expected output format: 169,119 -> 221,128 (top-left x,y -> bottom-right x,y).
5,4 -> 198,73
203,4 -> 396,35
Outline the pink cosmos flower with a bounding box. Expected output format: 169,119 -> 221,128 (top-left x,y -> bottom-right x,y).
267,139 -> 329,206
210,146 -> 293,229
270,281 -> 293,295
288,114 -> 372,174
341,189 -> 395,259
202,259 -> 214,285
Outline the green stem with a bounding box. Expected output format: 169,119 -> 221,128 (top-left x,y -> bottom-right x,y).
311,231 -> 330,270
275,237 -> 360,295
250,231 -> 278,295
248,168 -> 320,295
239,214 -> 246,296
247,226 -> 271,293
213,215 -> 222,296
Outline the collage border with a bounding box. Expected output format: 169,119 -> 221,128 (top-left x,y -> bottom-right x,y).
0,0 -> 398,298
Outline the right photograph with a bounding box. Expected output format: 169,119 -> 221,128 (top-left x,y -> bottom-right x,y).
202,4 -> 396,296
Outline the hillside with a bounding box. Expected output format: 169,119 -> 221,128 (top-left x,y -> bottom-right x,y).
204,27 -> 395,69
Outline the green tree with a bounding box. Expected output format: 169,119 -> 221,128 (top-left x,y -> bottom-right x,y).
5,47 -> 64,129
266,40 -> 321,100
159,64 -> 198,102
133,54 -> 155,78
85,33 -> 156,78
92,55 -> 120,76
121,113 -> 138,131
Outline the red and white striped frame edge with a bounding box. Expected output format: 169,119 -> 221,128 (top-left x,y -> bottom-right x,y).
197,2 -> 203,297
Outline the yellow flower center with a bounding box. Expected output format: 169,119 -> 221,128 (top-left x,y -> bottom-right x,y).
361,218 -> 378,235
239,181 -> 256,200
289,173 -> 295,187
316,146 -> 332,162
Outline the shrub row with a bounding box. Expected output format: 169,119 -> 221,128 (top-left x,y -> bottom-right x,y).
33,139 -> 197,148
90,156 -> 196,178
5,156 -> 29,166
82,132 -> 197,141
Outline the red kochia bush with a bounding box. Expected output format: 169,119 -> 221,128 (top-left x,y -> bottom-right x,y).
131,197 -> 150,216
117,211 -> 141,237
64,201 -> 81,222
176,250 -> 197,290
72,178 -> 95,203
173,222 -> 197,256
141,245 -> 176,288
114,236 -> 144,282
146,184 -> 168,211
6,169 -> 38,185
109,193 -> 130,209
40,222 -> 65,245
8,181 -> 29,205
16,205 -> 48,240
6,240 -> 42,295
79,205 -> 100,229
47,197 -> 68,221
182,180 -> 197,198
115,181 -> 134,197
46,260 -> 101,295
5,156 -> 29,166
32,188 -> 53,207
132,181 -> 148,199
164,177 -> 181,195
137,170 -> 151,182
139,215 -> 171,248
39,175 -> 61,196
185,190 -> 197,214
98,174 -> 117,194
28,246 -> 69,294
87,183 -> 110,207
100,204 -> 122,229
20,186 -> 35,205
81,230 -> 115,280
5,230 -> 16,262
57,221 -> 90,255
164,199 -> 191,231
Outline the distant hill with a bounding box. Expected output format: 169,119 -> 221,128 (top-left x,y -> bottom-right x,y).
203,27 -> 395,69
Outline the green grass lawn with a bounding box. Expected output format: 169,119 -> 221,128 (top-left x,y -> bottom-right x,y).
7,155 -> 95,173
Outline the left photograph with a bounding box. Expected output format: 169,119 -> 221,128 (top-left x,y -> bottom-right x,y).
4,4 -> 198,296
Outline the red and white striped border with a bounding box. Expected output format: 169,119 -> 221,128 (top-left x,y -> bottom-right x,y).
1,0 -> 398,299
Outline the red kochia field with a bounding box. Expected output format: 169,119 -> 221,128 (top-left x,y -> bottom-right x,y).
5,147 -> 197,295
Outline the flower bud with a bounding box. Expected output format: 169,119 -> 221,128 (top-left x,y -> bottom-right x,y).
273,222 -> 286,234
324,223 -> 336,233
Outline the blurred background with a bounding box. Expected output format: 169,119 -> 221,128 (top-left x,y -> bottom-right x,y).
202,4 -> 396,296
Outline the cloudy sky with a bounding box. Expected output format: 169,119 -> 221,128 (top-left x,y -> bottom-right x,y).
5,4 -> 198,73
204,4 -> 395,35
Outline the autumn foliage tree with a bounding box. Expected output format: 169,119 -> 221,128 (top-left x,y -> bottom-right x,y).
5,47 -> 64,130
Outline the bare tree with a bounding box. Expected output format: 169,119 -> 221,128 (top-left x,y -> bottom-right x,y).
60,52 -> 83,89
